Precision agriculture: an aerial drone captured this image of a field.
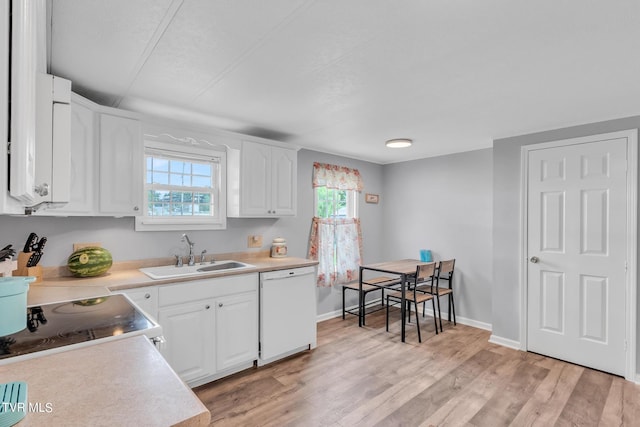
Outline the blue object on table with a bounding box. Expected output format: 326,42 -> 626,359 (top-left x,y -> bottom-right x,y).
0,381 -> 28,427
419,249 -> 432,262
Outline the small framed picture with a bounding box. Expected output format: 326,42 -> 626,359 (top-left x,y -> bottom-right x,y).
365,193 -> 379,204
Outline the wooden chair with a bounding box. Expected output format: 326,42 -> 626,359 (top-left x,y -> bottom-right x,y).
416,259 -> 456,332
385,262 -> 438,342
342,276 -> 401,325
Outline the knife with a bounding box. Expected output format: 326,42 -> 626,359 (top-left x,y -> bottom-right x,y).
0,244 -> 14,261
27,237 -> 47,267
23,233 -> 38,253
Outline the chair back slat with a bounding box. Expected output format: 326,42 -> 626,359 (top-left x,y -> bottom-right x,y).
439,259 -> 455,275
416,262 -> 436,281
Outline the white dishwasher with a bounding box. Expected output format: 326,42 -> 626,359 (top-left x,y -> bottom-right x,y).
259,266 -> 317,365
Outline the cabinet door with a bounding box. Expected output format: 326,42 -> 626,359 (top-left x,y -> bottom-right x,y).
99,114 -> 142,215
0,1 -> 21,214
119,286 -> 158,320
270,146 -> 297,216
215,292 -> 258,371
158,299 -> 215,383
48,100 -> 95,214
240,141 -> 271,216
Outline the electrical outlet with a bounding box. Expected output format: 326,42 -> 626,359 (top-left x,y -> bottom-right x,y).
247,235 -> 263,248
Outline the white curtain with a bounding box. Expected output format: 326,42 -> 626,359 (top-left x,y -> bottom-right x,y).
308,162 -> 364,287
308,217 -> 363,287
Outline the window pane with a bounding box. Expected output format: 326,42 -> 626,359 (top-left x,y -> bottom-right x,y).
170,173 -> 191,186
154,158 -> 169,172
194,204 -> 210,215
194,193 -> 211,204
192,163 -> 211,175
192,175 -> 211,188
316,188 -> 355,219
170,160 -> 189,174
152,172 -> 168,185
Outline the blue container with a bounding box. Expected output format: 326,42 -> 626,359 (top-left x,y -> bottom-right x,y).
0,276 -> 34,336
419,249 -> 433,262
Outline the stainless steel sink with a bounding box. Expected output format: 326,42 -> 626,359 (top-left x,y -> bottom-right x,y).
139,260 -> 255,280
196,261 -> 247,272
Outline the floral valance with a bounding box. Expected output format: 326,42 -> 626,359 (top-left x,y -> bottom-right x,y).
312,162 -> 364,191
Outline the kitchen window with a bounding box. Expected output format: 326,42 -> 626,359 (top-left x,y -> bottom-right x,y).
314,187 -> 358,219
135,143 -> 226,231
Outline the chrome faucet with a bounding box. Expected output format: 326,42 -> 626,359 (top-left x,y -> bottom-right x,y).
181,234 -> 196,266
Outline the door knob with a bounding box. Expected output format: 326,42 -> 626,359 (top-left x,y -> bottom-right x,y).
530,256 -> 539,263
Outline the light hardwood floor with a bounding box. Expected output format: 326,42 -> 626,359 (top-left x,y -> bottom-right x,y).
194,307 -> 640,426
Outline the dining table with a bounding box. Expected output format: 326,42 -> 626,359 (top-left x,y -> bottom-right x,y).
358,258 -> 430,342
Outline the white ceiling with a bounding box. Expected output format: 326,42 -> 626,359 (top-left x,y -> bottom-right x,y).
49,0 -> 640,164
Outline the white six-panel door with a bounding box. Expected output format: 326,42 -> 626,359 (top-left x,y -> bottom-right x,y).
526,135 -> 629,376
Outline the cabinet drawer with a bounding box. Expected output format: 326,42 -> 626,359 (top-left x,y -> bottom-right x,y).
159,273 -> 258,307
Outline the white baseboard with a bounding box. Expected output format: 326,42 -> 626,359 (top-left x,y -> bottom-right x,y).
316,301 -> 492,333
419,307 -> 492,331
488,334 -> 521,350
317,307 -> 349,323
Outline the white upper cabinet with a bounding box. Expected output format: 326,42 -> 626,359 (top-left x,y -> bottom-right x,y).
99,113 -> 143,215
229,140 -> 297,217
270,146 -> 297,216
36,97 -> 143,217
43,96 -> 96,215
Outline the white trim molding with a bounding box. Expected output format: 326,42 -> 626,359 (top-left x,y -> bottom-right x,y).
317,301 -> 492,333
519,129 -> 638,381
489,335 -> 521,350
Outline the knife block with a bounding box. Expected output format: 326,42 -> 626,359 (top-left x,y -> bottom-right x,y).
14,252 -> 42,284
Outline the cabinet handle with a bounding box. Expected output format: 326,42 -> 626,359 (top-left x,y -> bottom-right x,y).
34,183 -> 49,196
133,206 -> 140,211
144,293 -> 151,299
205,305 -> 211,310
218,303 -> 223,307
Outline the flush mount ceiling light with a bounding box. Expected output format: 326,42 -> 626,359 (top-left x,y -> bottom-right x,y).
385,138 -> 413,148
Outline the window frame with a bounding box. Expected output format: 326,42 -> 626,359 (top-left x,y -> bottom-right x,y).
135,141 -> 227,231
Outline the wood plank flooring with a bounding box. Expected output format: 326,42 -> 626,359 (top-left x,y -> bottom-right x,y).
194,308 -> 640,426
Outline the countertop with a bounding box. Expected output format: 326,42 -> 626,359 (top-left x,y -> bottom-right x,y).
0,335 -> 210,427
29,254 -> 318,305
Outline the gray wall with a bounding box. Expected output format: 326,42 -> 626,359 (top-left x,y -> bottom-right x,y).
0,148 -> 385,317
492,116 -> 640,348
381,148 -> 493,325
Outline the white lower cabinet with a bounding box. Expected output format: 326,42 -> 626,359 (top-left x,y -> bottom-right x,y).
156,273 -> 258,386
215,292 -> 257,371
158,298 -> 216,384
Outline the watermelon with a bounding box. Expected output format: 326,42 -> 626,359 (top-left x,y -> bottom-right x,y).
67,247 -> 113,277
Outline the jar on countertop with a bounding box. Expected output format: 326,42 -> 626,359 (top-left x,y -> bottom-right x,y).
270,238 -> 287,258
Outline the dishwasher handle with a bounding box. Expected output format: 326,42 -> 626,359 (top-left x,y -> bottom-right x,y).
260,266 -> 316,281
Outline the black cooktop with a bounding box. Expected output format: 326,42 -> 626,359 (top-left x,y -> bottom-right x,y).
0,294 -> 156,361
